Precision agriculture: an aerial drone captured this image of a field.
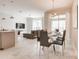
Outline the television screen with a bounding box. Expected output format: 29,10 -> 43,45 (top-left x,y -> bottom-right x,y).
16,23 -> 25,29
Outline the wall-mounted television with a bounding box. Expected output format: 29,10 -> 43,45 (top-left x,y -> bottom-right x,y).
16,23 -> 25,29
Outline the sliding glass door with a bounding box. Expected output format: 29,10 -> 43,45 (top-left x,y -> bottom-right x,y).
51,14 -> 66,32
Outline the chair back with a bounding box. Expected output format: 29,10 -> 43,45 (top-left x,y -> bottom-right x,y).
62,30 -> 66,42
31,30 -> 37,36
37,30 -> 41,41
40,30 -> 49,46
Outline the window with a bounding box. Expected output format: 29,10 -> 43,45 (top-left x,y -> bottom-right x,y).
51,14 -> 66,32
32,19 -> 42,30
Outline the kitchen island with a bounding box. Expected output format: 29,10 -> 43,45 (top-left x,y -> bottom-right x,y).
0,31 -> 16,50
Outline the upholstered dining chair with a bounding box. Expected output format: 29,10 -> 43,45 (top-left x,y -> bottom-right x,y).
39,30 -> 54,52
39,30 -> 53,56
40,30 -> 52,47
52,30 -> 66,54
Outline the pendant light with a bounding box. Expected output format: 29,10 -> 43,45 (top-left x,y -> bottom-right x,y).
52,0 -> 56,15
57,10 -> 59,30
52,0 -> 59,30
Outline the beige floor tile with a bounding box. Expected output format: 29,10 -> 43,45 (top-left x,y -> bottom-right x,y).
0,37 -> 77,59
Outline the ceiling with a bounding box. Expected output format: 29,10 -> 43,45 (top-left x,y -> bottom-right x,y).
0,0 -> 74,17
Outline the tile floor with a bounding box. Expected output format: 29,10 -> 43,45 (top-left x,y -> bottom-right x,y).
0,37 -> 77,59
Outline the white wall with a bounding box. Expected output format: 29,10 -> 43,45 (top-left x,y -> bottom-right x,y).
26,17 -> 32,33
71,0 -> 78,50
0,11 -> 43,31
43,12 -> 51,32
0,15 -> 27,30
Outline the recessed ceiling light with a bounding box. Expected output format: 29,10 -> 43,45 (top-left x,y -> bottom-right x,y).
10,0 -> 14,3
2,18 -> 6,20
10,16 -> 14,19
19,10 -> 23,13
2,4 -> 6,7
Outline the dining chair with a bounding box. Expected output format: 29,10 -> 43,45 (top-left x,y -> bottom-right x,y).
52,30 -> 66,54
39,30 -> 54,54
40,30 -> 53,47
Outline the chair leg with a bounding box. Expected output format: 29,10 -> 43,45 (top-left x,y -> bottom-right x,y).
62,46 -> 64,55
39,46 -> 40,56
53,45 -> 56,52
42,46 -> 44,50
47,47 -> 49,59
39,45 -> 41,56
39,45 -> 42,59
64,42 -> 65,49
